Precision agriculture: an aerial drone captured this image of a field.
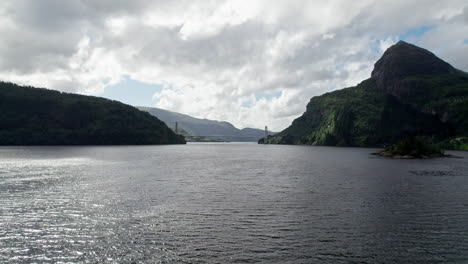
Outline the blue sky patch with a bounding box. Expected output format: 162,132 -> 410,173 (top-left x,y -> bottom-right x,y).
399,25 -> 434,41
335,63 -> 346,71
102,78 -> 163,107
254,90 -> 282,101
241,100 -> 254,108
370,40 -> 383,54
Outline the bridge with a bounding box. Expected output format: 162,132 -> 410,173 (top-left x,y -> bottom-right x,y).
174,122 -> 270,139
184,135 -> 263,139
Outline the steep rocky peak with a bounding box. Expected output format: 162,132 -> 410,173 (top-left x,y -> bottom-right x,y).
371,41 -> 456,85
371,41 -> 456,99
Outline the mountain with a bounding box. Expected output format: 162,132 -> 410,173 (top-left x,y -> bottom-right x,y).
262,41 -> 468,149
0,82 -> 185,145
172,126 -> 224,142
138,107 -> 270,142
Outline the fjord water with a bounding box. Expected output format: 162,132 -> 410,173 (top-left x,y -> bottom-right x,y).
1,144 -> 468,263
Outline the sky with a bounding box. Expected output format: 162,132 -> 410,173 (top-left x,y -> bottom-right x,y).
0,1 -> 467,131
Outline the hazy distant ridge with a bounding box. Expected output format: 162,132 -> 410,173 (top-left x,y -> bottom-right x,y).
139,107 -> 269,142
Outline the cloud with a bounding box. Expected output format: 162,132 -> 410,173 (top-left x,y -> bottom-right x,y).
0,0 -> 467,131
464,6 -> 468,23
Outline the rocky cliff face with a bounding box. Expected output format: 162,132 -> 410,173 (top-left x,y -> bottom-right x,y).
371,41 -> 456,101
263,41 -> 468,148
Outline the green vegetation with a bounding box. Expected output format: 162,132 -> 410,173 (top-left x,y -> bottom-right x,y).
375,137 -> 445,159
440,137 -> 468,150
263,79 -> 450,147
262,42 -> 468,151
0,82 -> 186,145
399,73 -> 468,136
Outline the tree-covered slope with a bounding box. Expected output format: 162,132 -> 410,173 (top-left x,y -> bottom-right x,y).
0,82 -> 186,145
262,41 -> 468,148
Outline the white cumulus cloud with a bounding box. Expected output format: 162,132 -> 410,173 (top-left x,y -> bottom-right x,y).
0,0 -> 467,131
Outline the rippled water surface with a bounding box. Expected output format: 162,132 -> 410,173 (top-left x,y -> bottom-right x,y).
1,143 -> 468,263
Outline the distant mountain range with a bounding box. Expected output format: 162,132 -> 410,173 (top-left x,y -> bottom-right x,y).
262,41 -> 468,150
139,107 -> 272,142
0,82 -> 185,145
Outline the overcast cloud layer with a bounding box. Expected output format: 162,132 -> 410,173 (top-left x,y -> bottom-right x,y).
1,0 -> 467,131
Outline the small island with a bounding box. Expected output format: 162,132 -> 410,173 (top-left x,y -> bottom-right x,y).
374,137 -> 450,159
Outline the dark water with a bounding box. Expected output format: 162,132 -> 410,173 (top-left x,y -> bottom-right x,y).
1,143 -> 468,263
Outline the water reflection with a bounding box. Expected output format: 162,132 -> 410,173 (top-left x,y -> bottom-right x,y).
0,144 -> 467,263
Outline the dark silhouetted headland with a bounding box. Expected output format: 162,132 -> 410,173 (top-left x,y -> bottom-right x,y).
0,82 -> 185,145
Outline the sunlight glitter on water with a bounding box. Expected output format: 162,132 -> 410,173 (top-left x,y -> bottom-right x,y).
1,144 -> 468,263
